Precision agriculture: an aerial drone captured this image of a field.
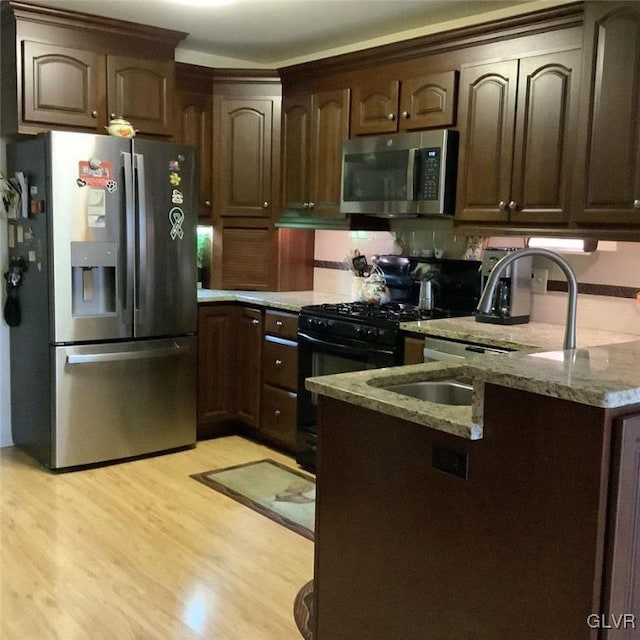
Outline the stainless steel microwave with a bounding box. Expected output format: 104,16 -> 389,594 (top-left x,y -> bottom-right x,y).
340,129 -> 458,217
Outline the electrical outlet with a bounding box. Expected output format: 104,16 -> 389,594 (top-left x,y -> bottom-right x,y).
531,268 -> 549,294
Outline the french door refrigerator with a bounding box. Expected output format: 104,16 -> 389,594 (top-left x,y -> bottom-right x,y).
7,131 -> 197,470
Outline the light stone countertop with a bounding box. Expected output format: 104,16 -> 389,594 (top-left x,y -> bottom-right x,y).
401,316 -> 639,351
307,340 -> 640,441
197,289 -> 351,311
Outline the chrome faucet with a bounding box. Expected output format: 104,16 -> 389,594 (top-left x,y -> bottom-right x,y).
476,248 -> 578,350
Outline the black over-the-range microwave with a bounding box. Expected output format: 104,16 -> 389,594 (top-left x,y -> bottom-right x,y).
340,129 -> 458,217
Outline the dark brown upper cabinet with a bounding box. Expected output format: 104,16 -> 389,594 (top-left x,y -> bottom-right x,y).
176,65 -> 213,220
572,1 -> 640,226
455,49 -> 581,225
106,55 -> 174,137
1,2 -> 185,137
350,71 -> 457,136
213,96 -> 277,218
21,40 -> 101,130
281,88 -> 350,220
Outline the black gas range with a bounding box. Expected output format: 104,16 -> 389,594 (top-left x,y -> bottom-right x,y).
298,301 -> 453,349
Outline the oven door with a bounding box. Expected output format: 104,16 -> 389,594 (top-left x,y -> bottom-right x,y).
296,330 -> 400,470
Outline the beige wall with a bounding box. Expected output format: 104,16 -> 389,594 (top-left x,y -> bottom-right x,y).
313,229 -> 640,336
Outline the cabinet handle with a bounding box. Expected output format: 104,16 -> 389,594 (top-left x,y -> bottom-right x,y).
308,202 -> 315,209
91,110 -> 98,118
387,113 -> 396,121
262,201 -> 269,208
498,200 -> 508,211
275,320 -> 283,327
302,202 -> 309,209
274,409 -> 281,417
401,111 -> 410,119
508,201 -> 519,211
634,199 -> 640,208
204,200 -> 211,207
275,359 -> 282,366
110,113 -> 116,119
251,318 -> 259,325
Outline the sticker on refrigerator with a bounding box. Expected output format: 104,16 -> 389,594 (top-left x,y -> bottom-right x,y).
78,160 -> 115,188
87,188 -> 106,228
169,207 -> 184,240
171,189 -> 184,204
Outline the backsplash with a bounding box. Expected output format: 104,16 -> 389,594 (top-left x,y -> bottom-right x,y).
314,230 -> 640,336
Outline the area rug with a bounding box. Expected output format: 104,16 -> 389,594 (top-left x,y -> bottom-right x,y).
293,579 -> 314,640
190,459 -> 315,540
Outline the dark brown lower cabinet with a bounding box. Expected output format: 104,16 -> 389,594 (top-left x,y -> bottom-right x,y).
197,304 -> 237,438
197,304 -> 299,452
261,384 -> 297,450
313,387 -> 640,639
235,307 -> 263,427
259,311 -> 299,452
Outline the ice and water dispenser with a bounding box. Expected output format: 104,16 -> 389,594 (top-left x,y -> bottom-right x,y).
71,241 -> 117,316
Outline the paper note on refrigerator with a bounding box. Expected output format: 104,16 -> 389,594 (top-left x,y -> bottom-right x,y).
87,188 -> 106,227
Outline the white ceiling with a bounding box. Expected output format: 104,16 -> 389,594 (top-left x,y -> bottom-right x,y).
32,0 -> 553,67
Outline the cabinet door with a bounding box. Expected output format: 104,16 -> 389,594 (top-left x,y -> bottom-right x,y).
398,71 -> 457,131
281,92 -> 310,214
217,225 -> 273,290
107,55 -> 173,136
509,50 -> 581,224
236,307 -> 263,427
350,79 -> 399,136
261,385 -> 297,451
214,98 -> 274,217
22,41 -> 101,129
197,305 -> 236,431
179,89 -> 213,220
308,88 -> 350,218
455,60 -> 518,222
606,413 -> 640,633
573,2 -> 640,225
262,337 -> 298,391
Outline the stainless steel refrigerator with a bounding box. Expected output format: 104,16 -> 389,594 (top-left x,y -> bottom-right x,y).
7,131 -> 197,470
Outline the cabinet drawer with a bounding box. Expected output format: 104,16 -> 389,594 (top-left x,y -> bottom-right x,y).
262,337 -> 298,390
261,384 -> 297,450
264,310 -> 298,340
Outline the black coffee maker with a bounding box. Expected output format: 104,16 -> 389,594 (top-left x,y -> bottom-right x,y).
475,247 -> 532,324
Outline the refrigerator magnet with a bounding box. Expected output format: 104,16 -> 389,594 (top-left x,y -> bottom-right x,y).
171,189 -> 184,204
169,207 -> 184,240
169,172 -> 181,186
78,160 -> 115,188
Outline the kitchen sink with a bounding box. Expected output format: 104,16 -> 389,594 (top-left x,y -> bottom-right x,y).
383,379 -> 473,406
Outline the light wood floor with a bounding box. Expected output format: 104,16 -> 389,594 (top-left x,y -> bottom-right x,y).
0,436 -> 314,639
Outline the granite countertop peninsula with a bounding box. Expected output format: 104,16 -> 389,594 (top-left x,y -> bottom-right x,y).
307,339 -> 640,441
197,289 -> 351,312
306,361 -> 483,440
401,316 -> 639,351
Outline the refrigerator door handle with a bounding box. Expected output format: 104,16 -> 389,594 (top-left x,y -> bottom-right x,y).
66,344 -> 190,365
133,152 -> 148,313
122,151 -> 135,318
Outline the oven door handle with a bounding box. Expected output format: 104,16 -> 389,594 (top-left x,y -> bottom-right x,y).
298,332 -> 395,358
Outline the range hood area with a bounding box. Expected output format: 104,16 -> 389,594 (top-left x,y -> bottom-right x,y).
275,212 -> 392,231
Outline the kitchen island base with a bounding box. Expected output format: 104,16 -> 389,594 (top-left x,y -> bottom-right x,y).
313,387 -> 640,639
